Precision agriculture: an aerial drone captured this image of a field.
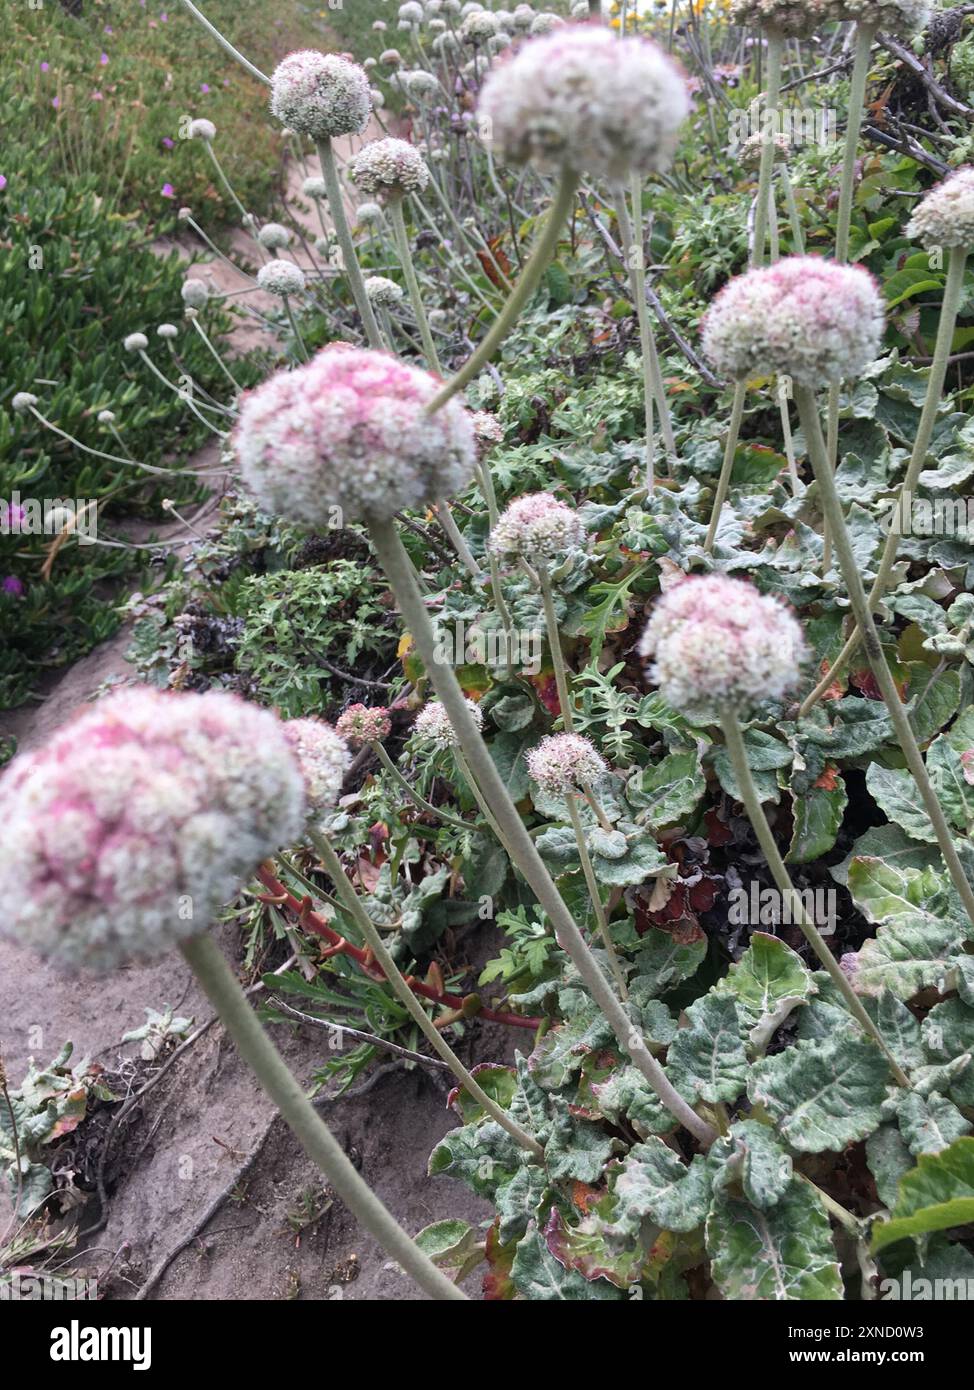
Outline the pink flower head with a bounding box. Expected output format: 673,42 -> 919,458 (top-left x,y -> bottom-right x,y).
162,136 -> 175,149
701,256 -> 885,389
235,346 -> 476,526
526,733 -> 607,796
41,61 -> 50,72
2,575 -> 25,597
639,574 -> 805,722
489,492 -> 585,564
161,183 -> 175,198
478,24 -> 690,180
413,699 -> 482,751
283,718 -> 350,817
0,176 -> 7,192
0,689 -> 307,971
270,50 -> 371,140
100,52 -> 109,65
52,97 -> 60,109
200,82 -> 210,93
335,704 -> 393,746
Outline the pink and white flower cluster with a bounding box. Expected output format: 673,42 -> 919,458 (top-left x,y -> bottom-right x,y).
335,704 -> 393,745
270,51 -> 371,140
526,733 -> 607,796
489,493 -> 585,564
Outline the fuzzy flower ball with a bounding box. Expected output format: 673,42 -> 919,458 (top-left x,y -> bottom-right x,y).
256,260 -> 307,297
365,275 -> 405,307
827,0 -> 931,33
303,175 -> 327,200
526,733 -> 607,795
124,333 -> 148,354
335,704 -> 393,745
283,718 -> 351,818
461,9 -> 500,40
701,256 -> 885,388
728,0 -> 929,36
405,69 -> 441,99
906,167 -> 974,250
489,493 -> 586,564
471,410 -> 504,446
157,323 -> 179,340
181,278 -> 209,309
12,392 -> 38,413
235,345 -> 476,526
258,222 -> 292,250
270,51 -> 371,140
639,574 -> 805,722
0,689 -> 307,971
478,25 -> 690,180
413,699 -> 483,750
356,201 -> 383,225
349,138 -> 430,200
189,118 -> 216,141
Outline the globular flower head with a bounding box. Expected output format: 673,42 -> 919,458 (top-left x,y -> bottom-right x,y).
471,410 -> 504,447
235,345 -> 476,526
526,733 -> 607,795
256,260 -> 307,297
461,9 -> 499,41
365,275 -> 405,307
701,256 -> 885,388
349,137 -> 429,200
380,48 -> 404,66
729,0 -> 929,35
258,221 -> 292,250
405,68 -> 441,99
478,24 -> 690,180
303,175 -> 327,199
283,718 -> 351,818
413,699 -> 483,750
512,4 -> 536,28
827,0 -> 931,34
97,409 -> 116,424
906,167 -> 974,250
157,323 -> 179,340
530,11 -> 564,34
738,131 -> 790,168
335,704 -> 393,745
189,117 -> 216,141
124,332 -> 148,353
270,51 -> 371,140
181,278 -> 209,309
0,689 -> 307,971
399,0 -> 425,21
638,574 -> 805,722
12,392 -> 38,413
356,201 -> 383,225
489,493 -> 586,564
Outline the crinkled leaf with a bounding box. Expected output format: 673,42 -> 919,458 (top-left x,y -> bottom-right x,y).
497,1165 -> 548,1244
866,764 -> 937,843
867,1126 -> 915,1209
748,1034 -> 890,1153
894,1091 -> 971,1157
667,994 -> 749,1105
626,747 -> 706,832
428,1121 -> 522,1198
510,1226 -> 624,1300
544,1101 -> 616,1184
843,858 -> 969,998
706,1180 -> 843,1300
787,776 -> 848,864
611,1138 -> 712,1235
709,1120 -> 794,1211
872,1137 -> 974,1252
632,928 -> 707,998
713,932 -> 815,1053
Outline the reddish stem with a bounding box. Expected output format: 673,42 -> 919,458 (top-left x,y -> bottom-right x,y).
256,865 -> 539,1031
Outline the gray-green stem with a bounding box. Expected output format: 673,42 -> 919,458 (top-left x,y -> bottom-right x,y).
370,739 -> 471,831
538,566 -> 575,732
703,380 -> 747,554
179,0 -> 270,86
389,197 -> 442,372
426,172 -> 580,415
799,246 -> 970,716
566,794 -> 629,1001
317,138 -> 384,351
720,711 -> 910,1086
366,515 -> 716,1146
751,29 -> 784,268
180,932 -> 465,1299
795,383 -> 974,933
435,497 -> 482,579
310,831 -> 543,1158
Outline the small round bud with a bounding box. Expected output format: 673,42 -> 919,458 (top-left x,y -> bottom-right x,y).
701,256 -> 885,389
189,118 -> 216,141
97,409 -> 116,424
12,392 -> 38,413
381,48 -> 404,67
181,278 -> 209,309
530,11 -> 564,34
638,574 -> 805,722
124,333 -> 149,353
399,1 -> 425,21
335,704 -> 393,745
413,699 -> 483,750
526,733 -> 607,795
906,167 -> 974,250
258,221 -> 292,250
356,201 -> 383,225
270,50 -> 371,140
461,9 -> 499,41
256,260 -> 307,297
157,323 -> 179,340
365,275 -> 405,307
489,493 -> 585,564
302,176 -> 327,199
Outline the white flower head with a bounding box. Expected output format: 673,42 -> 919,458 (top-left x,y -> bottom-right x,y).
181,278 -> 209,309
365,275 -> 405,307
258,222 -> 292,250
489,493 -> 586,564
189,118 -> 216,141
256,261 -> 307,297
526,733 -> 607,795
349,137 -> 430,200
413,699 -> 483,750
270,50 -> 371,140
906,167 -> 974,250
283,718 -> 351,819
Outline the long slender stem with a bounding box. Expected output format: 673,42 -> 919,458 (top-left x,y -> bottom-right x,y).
426,172 -> 580,415
434,497 -> 482,578
703,380 -> 747,554
751,29 -> 784,268
389,197 -> 442,372
795,384 -> 974,933
720,712 -> 910,1086
538,567 -> 575,731
453,747 -> 516,861
799,247 -> 970,716
317,138 -> 384,351
367,516 -> 717,1146
566,795 -> 629,1001
180,933 -> 465,1299
178,0 -> 270,86
779,164 -> 805,253
370,740 -> 471,831
310,832 -> 543,1158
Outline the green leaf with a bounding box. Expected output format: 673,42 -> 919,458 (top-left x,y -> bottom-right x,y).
844,858 -> 970,998
926,706 -> 974,836
866,764 -> 937,843
872,1138 -> 974,1252
632,928 -> 707,998
510,1226 -> 623,1300
706,1180 -> 843,1300
708,1120 -> 794,1210
714,932 -> 816,1052
666,993 -> 749,1105
867,1126 -> 915,1209
625,747 -> 706,831
883,269 -> 943,309
544,1101 -> 616,1183
712,728 -> 791,805
894,1091 -> 971,1157
496,1165 -> 548,1244
748,1034 -> 890,1153
488,729 -> 542,802
611,1138 -> 712,1234
831,823 -> 937,887
786,775 -> 848,864
428,1121 -> 522,1198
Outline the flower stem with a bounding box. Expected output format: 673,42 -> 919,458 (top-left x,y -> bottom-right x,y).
794,383 -> 974,935
389,197 -> 442,373
799,246 -> 970,716
366,515 -> 717,1147
720,710 -> 910,1086
317,137 -> 384,351
751,29 -> 783,268
703,380 -> 747,554
179,932 -> 466,1299
178,0 -> 270,86
566,795 -> 629,1001
538,566 -> 575,731
310,831 -> 543,1158
426,172 -> 580,414
370,740 -> 471,831
434,497 -> 483,578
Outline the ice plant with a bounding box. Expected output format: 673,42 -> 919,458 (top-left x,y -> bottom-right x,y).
235,345 -> 475,526
639,576 -> 908,1082
803,169 -> 974,716
0,687 -> 463,1300
428,24 -> 690,412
